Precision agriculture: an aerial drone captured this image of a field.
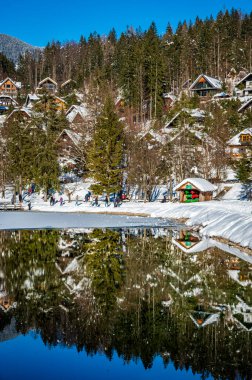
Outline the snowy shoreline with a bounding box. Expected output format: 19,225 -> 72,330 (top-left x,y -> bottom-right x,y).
0,199 -> 252,250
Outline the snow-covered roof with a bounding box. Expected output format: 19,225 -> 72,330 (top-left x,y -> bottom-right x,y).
163,93 -> 176,101
61,79 -> 76,87
38,77 -> 57,87
238,98 -> 252,113
227,128 -> 252,146
174,178 -> 217,192
138,129 -> 165,145
164,108 -> 205,128
213,92 -> 229,98
57,129 -> 82,147
0,95 -> 18,104
190,74 -> 222,91
7,107 -> 32,120
25,93 -> 40,108
236,72 -> 252,86
0,77 -> 21,89
66,104 -> 89,122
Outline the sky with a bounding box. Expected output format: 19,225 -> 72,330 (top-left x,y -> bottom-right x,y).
2,0 -> 252,46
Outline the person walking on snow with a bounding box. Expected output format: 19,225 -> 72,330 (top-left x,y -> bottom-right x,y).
105,195 -> 109,207
60,197 -> 64,206
75,195 -> 79,206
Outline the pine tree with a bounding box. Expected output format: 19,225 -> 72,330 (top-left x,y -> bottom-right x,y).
88,97 -> 124,195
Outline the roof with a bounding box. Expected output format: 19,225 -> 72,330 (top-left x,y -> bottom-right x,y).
61,79 -> 76,87
0,95 -> 18,104
238,98 -> 252,113
174,178 -> 217,192
66,104 -> 89,122
25,93 -> 40,108
0,77 -> 22,89
56,129 -> 82,147
7,107 -> 32,120
164,108 -> 205,128
190,74 -> 222,91
227,128 -> 252,146
162,93 -> 176,101
236,72 -> 252,86
38,77 -> 58,87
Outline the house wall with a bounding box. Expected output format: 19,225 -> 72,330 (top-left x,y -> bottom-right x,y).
0,80 -> 18,98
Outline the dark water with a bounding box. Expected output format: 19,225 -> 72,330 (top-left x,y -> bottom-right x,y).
0,228 -> 251,380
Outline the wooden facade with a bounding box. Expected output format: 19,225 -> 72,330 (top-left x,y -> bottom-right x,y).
190,74 -> 222,97
0,78 -> 20,98
175,179 -> 216,203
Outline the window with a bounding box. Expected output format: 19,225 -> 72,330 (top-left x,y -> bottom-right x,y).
240,134 -> 251,143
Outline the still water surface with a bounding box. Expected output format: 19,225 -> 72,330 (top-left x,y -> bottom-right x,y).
0,228 -> 251,380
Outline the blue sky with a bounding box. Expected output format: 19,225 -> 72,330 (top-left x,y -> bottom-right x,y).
2,0 -> 252,46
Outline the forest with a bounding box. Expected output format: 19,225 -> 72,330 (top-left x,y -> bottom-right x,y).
0,8 -> 252,199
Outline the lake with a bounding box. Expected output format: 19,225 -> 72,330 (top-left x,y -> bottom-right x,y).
0,227 -> 251,380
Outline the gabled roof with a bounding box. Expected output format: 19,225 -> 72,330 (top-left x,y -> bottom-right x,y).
236,72 -> 252,86
174,178 -> 217,192
227,128 -> 252,146
54,96 -> 66,104
238,98 -> 252,113
66,104 -> 89,122
0,77 -> 21,89
61,79 -> 76,88
7,107 -> 32,120
164,108 -> 206,128
38,77 -> 57,87
56,129 -> 82,147
190,74 -> 222,91
25,93 -> 40,107
189,312 -> 220,328
0,95 -> 18,104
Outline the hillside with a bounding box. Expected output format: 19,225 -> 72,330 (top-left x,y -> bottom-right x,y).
0,34 -> 41,64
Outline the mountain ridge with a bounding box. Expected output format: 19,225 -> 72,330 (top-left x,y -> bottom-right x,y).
0,34 -> 42,64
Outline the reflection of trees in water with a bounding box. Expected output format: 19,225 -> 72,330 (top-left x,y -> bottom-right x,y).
0,229 -> 251,379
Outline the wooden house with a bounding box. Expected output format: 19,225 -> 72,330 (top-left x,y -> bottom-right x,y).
227,128 -> 252,159
55,129 -> 81,167
24,93 -> 40,109
6,108 -> 32,124
54,96 -> 66,111
162,93 -> 176,111
66,105 -> 89,133
0,95 -> 17,114
37,77 -> 58,94
189,74 -> 222,97
0,77 -> 21,99
189,311 -> 220,328
174,178 -> 217,203
164,108 -> 205,129
0,95 -> 18,107
235,72 -> 252,97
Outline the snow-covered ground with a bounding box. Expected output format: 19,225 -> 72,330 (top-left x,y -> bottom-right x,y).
0,182 -> 252,249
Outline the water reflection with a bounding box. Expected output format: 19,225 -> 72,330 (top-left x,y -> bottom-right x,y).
0,228 -> 251,379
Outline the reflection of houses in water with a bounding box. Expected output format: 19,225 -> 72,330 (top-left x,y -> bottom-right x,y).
172,231 -> 214,253
0,292 -> 16,312
0,271 -> 16,312
189,310 -> 220,328
232,297 -> 252,331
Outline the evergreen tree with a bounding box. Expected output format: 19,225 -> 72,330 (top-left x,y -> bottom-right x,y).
88,97 -> 124,195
